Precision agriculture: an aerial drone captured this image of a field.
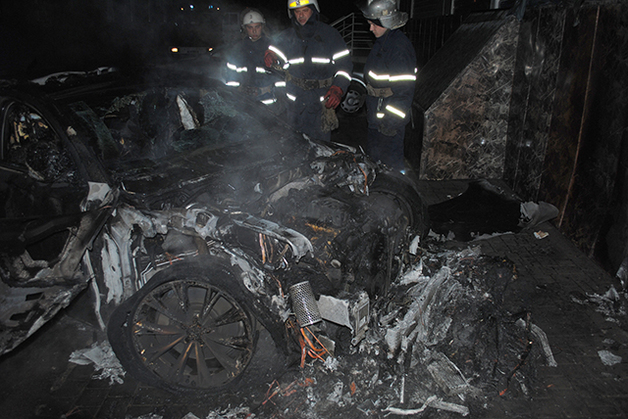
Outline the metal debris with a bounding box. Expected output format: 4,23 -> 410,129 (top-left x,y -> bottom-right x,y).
515,319 -> 558,367
205,405 -> 253,419
384,395 -> 470,416
68,341 -> 125,385
397,259 -> 425,286
428,398 -> 470,416
426,351 -> 470,395
616,256 -> 628,290
409,235 -> 421,255
571,286 -> 628,325
384,265 -> 458,356
327,381 -> 345,404
598,350 -> 622,366
257,245 -> 549,417
324,356 -> 340,371
176,94 -> 200,130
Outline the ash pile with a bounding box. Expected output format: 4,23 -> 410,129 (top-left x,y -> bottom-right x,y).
255,244 -> 556,418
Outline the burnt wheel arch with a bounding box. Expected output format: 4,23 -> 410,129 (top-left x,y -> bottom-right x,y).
370,172 -> 430,238
107,258 -> 261,394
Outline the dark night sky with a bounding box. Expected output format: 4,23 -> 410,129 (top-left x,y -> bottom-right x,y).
0,0 -> 361,78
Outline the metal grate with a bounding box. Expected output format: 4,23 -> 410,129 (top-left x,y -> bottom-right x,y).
289,281 -> 322,327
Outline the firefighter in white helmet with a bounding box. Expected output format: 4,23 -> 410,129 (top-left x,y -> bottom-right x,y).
225,8 -> 280,108
263,0 -> 353,142
361,0 -> 416,173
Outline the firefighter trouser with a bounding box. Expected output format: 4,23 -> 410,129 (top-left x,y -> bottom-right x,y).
366,126 -> 405,171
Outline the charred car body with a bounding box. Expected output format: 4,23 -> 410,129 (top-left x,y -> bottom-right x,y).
0,70 -> 428,393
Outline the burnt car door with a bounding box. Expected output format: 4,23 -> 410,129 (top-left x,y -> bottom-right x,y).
0,96 -> 109,354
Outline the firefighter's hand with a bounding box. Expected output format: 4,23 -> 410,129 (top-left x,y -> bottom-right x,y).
324,86 -> 343,109
264,50 -> 278,67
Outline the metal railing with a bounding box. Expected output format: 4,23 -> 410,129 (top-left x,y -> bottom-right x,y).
331,12 -> 464,67
331,13 -> 372,61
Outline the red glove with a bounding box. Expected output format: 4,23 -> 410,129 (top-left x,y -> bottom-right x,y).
264,50 -> 278,67
324,85 -> 343,109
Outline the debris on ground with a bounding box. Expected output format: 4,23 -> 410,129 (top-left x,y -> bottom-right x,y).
132,414 -> 164,419
571,286 -> 628,326
428,179 -> 558,241
515,319 -> 557,367
383,395 -> 470,416
129,406 -> 253,419
205,405 -> 254,419
78,241 -> 561,418
598,350 -> 622,366
248,243 -> 552,418
68,340 -> 125,384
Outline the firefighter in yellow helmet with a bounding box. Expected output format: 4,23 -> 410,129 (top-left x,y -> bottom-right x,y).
264,0 -> 353,142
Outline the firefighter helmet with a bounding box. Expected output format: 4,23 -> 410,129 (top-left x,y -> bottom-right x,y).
287,0 -> 320,17
361,0 -> 408,30
242,9 -> 265,27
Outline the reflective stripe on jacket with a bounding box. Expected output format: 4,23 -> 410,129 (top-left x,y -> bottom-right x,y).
225,35 -> 279,94
269,20 -> 352,101
364,29 -> 417,128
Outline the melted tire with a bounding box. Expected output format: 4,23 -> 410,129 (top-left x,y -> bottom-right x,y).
370,172 -> 430,238
108,259 -> 257,395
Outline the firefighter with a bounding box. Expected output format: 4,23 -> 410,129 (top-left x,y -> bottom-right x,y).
225,8 -> 280,108
264,0 -> 353,142
361,0 -> 417,173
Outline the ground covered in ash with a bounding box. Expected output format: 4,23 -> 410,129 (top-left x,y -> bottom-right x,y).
79,238 -> 560,419
202,241 -> 556,419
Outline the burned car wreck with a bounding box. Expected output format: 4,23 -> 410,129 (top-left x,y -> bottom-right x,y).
0,71 -> 428,393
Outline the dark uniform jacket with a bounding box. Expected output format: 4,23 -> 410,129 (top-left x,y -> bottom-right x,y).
364,29 -> 417,132
268,12 -> 352,140
225,35 -> 279,104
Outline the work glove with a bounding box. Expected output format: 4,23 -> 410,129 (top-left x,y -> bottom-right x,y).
264,50 -> 278,68
324,85 -> 343,109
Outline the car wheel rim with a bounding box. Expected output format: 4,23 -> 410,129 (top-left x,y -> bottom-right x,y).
131,279 -> 254,389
